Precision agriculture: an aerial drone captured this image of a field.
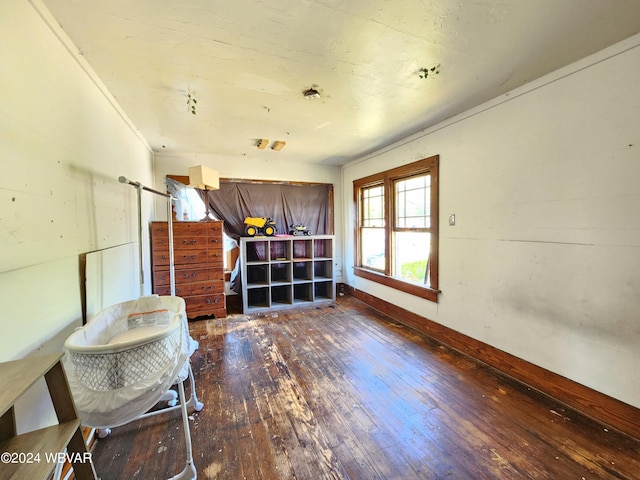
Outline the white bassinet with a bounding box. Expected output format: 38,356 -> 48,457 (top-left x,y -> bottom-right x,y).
63,295 -> 201,479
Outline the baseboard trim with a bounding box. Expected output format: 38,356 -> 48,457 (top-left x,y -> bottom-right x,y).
344,284 -> 640,440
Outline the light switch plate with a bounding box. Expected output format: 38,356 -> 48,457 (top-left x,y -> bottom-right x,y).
449,214 -> 456,226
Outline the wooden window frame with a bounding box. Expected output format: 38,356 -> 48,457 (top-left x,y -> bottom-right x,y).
353,155 -> 439,302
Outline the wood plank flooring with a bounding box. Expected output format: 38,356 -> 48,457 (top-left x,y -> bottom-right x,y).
89,296 -> 640,479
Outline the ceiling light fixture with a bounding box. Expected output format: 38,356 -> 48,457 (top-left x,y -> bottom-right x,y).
272,141 -> 286,151
303,88 -> 320,100
257,139 -> 269,149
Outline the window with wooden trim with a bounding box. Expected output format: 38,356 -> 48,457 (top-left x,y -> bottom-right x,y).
354,155 -> 439,302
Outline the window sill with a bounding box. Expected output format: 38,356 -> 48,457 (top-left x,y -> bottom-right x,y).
354,267 -> 439,303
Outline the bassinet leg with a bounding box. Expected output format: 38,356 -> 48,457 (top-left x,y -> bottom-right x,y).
160,389 -> 179,407
168,380 -> 197,480
186,363 -> 204,412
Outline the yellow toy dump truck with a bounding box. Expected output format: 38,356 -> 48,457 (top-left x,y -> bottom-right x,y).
244,217 -> 277,236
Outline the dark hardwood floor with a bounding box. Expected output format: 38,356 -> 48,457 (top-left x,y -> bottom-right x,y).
90,296 -> 640,479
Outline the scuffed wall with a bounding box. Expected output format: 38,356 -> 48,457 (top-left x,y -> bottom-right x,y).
342,35 -> 640,408
0,1 -> 153,363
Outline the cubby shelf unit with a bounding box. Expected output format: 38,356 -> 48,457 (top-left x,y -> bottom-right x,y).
240,235 -> 335,313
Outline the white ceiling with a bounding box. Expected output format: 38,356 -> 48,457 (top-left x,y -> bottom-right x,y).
42,0 -> 640,166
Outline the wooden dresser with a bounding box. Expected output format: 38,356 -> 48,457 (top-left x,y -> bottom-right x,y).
150,220 -> 226,319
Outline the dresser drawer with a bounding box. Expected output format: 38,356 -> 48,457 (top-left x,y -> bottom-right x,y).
204,250 -> 224,269
152,251 -> 172,266
153,264 -> 222,286
207,262 -> 224,281
153,284 -> 192,296
186,293 -> 225,312
173,222 -> 208,236
151,221 -> 170,236
151,236 -> 171,252
207,236 -> 223,248
173,235 -> 208,251
174,249 -> 211,265
153,269 -> 172,287
186,305 -> 227,320
175,266 -> 210,283
152,221 -> 222,237
153,266 -> 210,286
191,280 -> 224,295
153,244 -> 218,265
205,222 -> 224,236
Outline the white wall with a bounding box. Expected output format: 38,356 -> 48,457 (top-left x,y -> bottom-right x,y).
342,34 -> 640,408
153,153 -> 344,283
0,1 -> 153,431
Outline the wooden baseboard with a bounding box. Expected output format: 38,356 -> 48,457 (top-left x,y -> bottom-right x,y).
344,284 -> 640,440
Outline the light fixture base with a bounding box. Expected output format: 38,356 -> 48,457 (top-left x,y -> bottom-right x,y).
303,88 -> 320,100
272,141 -> 286,151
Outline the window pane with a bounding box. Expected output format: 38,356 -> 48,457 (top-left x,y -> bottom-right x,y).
361,227 -> 385,270
354,155 -> 438,300
394,231 -> 430,286
363,185 -> 384,228
396,174 -> 430,228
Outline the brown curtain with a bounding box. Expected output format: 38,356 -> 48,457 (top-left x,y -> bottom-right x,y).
198,181 -> 332,242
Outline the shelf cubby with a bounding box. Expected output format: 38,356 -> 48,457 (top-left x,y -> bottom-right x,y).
292,239 -> 313,260
246,264 -> 269,285
270,240 -> 291,261
293,283 -> 313,303
314,281 -> 334,300
271,285 -> 293,305
313,238 -> 332,259
313,260 -> 333,280
293,261 -> 313,281
271,262 -> 292,284
241,235 -> 335,313
246,287 -> 270,310
245,241 -> 269,263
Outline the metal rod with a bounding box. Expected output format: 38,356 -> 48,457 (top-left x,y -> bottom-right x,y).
119,176 -> 171,198
167,195 -> 176,296
136,184 -> 144,297
119,175 -> 176,296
